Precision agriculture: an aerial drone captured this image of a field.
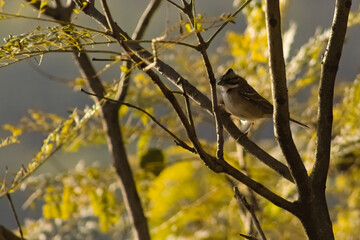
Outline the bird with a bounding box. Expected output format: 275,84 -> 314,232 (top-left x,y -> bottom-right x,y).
217,68 -> 309,129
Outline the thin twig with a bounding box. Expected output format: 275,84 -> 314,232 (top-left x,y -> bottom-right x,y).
239,233 -> 259,240
132,0 -> 162,40
0,143 -> 64,199
0,12 -> 107,35
234,187 -> 267,240
6,193 -> 24,240
206,0 -> 252,47
182,3 -> 224,161
166,0 -> 184,11
119,0 -> 163,103
99,0 -> 116,34
10,49 -> 123,57
140,66 -> 222,171
81,88 -> 196,153
128,39 -> 197,50
181,82 -> 196,135
92,57 -> 131,62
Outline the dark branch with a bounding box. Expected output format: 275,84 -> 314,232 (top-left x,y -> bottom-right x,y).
311,0 -> 351,188
264,0 -> 310,197
118,0 -> 162,103
181,3 -> 225,161
166,0 -> 184,11
234,187 -> 267,240
6,194 -> 24,240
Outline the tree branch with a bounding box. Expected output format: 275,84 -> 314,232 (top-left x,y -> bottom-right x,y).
142,66 -> 222,171
234,187 -> 267,240
182,85 -> 197,133
99,0 -> 116,34
181,2 -> 225,161
223,163 -> 295,213
222,115 -> 294,182
118,0 -> 162,103
311,0 -> 351,190
132,0 -> 162,40
25,0 -> 74,21
6,193 -> 24,240
264,0 -> 310,197
74,50 -> 151,240
73,0 -> 294,183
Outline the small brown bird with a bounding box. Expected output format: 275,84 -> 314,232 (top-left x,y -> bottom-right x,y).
217,68 -> 309,128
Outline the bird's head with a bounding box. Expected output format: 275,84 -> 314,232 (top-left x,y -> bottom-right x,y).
217,68 -> 246,90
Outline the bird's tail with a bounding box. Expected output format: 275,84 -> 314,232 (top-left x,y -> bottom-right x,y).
290,118 -> 310,129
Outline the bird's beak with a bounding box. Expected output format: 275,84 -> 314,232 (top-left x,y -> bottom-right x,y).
217,68 -> 235,86
217,79 -> 225,86
217,75 -> 228,86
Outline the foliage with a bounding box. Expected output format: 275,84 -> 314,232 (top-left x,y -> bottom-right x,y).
0,105 -> 100,198
0,17 -> 112,67
147,160 -> 238,239
20,161 -> 129,239
330,76 -> 360,239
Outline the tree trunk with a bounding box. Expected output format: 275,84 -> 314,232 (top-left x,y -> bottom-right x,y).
296,194 -> 334,240
75,52 -> 151,240
101,103 -> 150,240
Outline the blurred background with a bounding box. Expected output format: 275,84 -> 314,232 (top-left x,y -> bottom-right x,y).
0,0 -> 359,233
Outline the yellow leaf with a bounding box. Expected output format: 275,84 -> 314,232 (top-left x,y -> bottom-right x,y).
0,135 -> 19,148
134,73 -> 149,88
137,134 -> 150,151
44,194 -> 53,203
185,23 -> 192,33
39,0 -> 48,9
28,162 -> 37,171
99,214 -> 110,232
31,112 -> 40,120
119,105 -> 128,118
43,204 -> 52,219
120,65 -> 128,73
195,23 -> 203,31
3,124 -> 22,137
44,143 -> 53,155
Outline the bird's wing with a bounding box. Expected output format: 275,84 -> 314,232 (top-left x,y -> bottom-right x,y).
239,83 -> 273,110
